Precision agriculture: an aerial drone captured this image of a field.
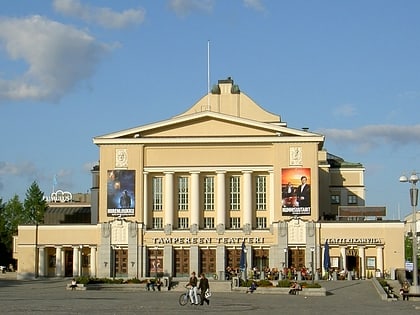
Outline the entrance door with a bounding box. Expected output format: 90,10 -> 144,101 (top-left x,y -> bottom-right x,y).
65,250 -> 73,277
253,249 -> 269,278
226,249 -> 242,272
148,249 -> 163,277
200,249 -> 216,276
114,249 -> 128,277
175,249 -> 189,277
289,249 -> 305,269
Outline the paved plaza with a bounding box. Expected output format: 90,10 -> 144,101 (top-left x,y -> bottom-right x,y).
0,273 -> 419,314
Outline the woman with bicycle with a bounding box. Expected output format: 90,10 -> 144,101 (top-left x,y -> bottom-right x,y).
188,271 -> 199,305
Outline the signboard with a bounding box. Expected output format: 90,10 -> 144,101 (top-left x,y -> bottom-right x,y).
282,168 -> 311,216
107,170 -> 135,216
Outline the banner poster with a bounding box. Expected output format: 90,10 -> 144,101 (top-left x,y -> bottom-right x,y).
282,168 -> 311,216
107,170 -> 135,216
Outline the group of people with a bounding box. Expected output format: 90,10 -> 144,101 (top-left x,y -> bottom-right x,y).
188,271 -> 211,306
146,278 -> 163,291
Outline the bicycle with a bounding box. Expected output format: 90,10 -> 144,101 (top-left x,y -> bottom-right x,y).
179,286 -> 201,306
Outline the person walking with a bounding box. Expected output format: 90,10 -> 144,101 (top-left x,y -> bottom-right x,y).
199,273 -> 210,305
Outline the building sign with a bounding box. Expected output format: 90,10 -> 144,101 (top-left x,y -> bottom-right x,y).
325,238 -> 382,245
107,170 -> 135,216
151,237 -> 265,245
44,190 -> 73,203
282,168 -> 311,216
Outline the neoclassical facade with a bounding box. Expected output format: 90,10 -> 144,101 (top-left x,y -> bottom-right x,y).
15,77 -> 405,280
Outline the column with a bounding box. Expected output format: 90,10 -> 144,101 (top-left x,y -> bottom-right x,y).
243,171 -> 252,234
38,246 -> 45,277
164,172 -> 174,232
269,171 -> 275,224
190,172 -> 200,230
90,246 -> 97,277
55,246 -> 62,277
376,246 -> 384,275
143,172 -> 149,226
340,246 -> 347,271
216,171 -> 226,232
358,246 -> 365,279
73,246 -> 80,277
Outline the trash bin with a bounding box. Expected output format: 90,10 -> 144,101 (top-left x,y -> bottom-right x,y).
232,276 -> 240,287
163,276 -> 172,290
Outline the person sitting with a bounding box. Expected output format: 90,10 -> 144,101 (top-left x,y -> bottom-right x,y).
146,279 -> 155,291
288,281 -> 301,295
155,278 -> 162,291
70,278 -> 77,291
246,281 -> 257,293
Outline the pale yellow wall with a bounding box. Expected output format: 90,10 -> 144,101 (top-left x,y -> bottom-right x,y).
320,222 -> 405,272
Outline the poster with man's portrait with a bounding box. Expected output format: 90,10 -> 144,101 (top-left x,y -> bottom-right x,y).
282,168 -> 311,216
107,170 -> 135,216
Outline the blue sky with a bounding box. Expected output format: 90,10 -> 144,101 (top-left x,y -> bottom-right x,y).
1,0 -> 420,220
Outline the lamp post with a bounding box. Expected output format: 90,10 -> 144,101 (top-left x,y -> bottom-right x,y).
311,247 -> 315,284
400,172 -> 419,292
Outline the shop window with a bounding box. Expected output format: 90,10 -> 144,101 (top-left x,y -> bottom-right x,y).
82,253 -> 90,268
48,255 -> 56,268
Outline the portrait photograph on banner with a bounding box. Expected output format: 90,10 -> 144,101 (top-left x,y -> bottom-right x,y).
281,168 -> 311,216
107,170 -> 135,216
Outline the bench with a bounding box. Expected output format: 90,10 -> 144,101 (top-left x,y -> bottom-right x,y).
402,292 -> 420,300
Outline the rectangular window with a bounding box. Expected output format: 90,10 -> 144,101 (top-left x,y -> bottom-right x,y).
348,195 -> 357,204
152,217 -> 163,229
204,217 -> 214,229
204,176 -> 215,211
230,217 -> 241,229
178,177 -> 189,210
152,177 -> 163,211
256,217 -> 267,229
256,175 -> 267,210
178,217 -> 189,229
331,195 -> 340,204
229,176 -> 240,210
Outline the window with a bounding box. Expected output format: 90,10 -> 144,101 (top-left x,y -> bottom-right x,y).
348,195 -> 357,204
256,175 -> 267,210
178,217 -> 189,229
152,177 -> 163,211
331,195 -> 340,204
256,217 -> 267,229
204,176 -> 215,211
152,217 -> 163,229
204,217 -> 214,229
230,217 -> 241,229
229,176 -> 240,210
178,177 -> 189,211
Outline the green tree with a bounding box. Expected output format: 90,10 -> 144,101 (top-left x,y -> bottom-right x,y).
2,195 -> 24,249
23,181 -> 48,225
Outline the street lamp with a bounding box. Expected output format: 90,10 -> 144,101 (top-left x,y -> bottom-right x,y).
400,172 -> 419,292
310,247 -> 315,284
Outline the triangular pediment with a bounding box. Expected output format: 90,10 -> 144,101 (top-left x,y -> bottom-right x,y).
93,111 -> 323,144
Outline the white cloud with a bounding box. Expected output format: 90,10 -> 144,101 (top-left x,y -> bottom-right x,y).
168,0 -> 213,17
243,0 -> 266,11
53,0 -> 145,29
0,15 -> 112,102
319,124 -> 420,153
332,104 -> 357,117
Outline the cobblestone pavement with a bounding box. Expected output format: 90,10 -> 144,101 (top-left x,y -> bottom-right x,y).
0,274 -> 419,315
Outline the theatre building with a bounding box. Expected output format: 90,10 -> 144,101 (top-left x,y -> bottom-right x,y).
15,77 -> 405,280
